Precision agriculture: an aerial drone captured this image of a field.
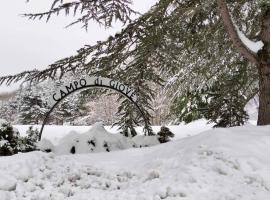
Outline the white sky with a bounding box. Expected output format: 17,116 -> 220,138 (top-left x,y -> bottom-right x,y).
0,0 -> 157,92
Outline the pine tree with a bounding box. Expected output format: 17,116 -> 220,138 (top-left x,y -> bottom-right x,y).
18,126 -> 39,152
0,93 -> 20,123
0,0 -> 270,129
205,66 -> 251,127
171,90 -> 208,124
18,88 -> 47,124
0,120 -> 20,156
171,64 -> 251,127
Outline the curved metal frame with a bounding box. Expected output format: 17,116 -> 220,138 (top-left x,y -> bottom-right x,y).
38,85 -> 148,140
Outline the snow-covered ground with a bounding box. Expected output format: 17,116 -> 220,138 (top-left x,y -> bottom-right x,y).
44,122 -> 160,155
1,121 -> 270,200
14,119 -> 214,144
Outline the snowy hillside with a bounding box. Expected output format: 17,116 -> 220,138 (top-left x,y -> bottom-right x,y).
1,124 -> 270,200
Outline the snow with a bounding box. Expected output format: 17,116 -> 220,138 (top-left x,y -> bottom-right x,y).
132,135 -> 160,147
245,97 -> 259,122
49,122 -> 160,155
236,27 -> 263,53
14,119 -> 213,144
0,140 -> 8,147
0,173 -> 16,191
0,119 -> 7,126
37,138 -> 54,152
0,124 -> 270,199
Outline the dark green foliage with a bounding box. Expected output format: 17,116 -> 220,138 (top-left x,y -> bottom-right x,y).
171,90 -> 208,124
24,0 -> 137,29
204,64 -> 251,127
54,98 -> 80,125
115,95 -> 154,136
19,126 -> 39,152
172,65 -> 252,127
205,78 -> 250,128
19,89 -> 47,125
0,120 -> 20,156
157,126 -> 174,143
171,87 -> 249,127
207,93 -> 249,128
0,0 -> 266,131
0,122 -> 41,155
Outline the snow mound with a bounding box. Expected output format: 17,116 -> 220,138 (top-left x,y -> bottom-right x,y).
37,138 -> 54,152
54,122 -> 160,155
0,151 -> 53,192
0,173 -> 16,191
0,119 -> 7,126
1,124 -> 270,199
132,135 -> 160,147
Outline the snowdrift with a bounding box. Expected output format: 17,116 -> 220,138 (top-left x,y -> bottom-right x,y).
40,122 -> 160,155
14,119 -> 214,143
0,124 -> 270,200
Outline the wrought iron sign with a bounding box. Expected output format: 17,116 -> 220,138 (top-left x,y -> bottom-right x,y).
39,76 -> 146,140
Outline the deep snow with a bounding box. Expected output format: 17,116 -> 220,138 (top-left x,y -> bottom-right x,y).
48,122 -> 160,155
0,123 -> 270,200
14,119 -> 215,144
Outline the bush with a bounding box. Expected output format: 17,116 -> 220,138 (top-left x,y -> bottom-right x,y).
157,126 -> 175,143
0,119 -> 20,156
0,121 -> 40,156
19,126 -> 39,152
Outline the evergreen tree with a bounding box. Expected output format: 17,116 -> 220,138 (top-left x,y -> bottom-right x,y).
205,74 -> 250,127
19,126 -> 39,152
0,93 -> 20,123
0,120 -> 20,156
0,0 -> 270,130
171,90 -> 208,124
18,88 -> 47,124
172,64 -> 252,127
207,91 -> 248,128
54,97 -> 81,125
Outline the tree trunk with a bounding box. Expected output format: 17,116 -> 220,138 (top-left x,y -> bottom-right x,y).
257,63 -> 270,125
257,9 -> 270,125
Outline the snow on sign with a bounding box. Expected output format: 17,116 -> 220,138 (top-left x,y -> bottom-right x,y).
50,76 -> 138,104
39,76 -> 144,140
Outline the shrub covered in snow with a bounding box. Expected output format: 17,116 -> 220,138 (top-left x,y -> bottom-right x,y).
53,122 -> 160,155
0,120 -> 42,156
54,122 -> 131,154
157,126 -> 175,143
18,126 -> 39,152
0,119 -> 20,156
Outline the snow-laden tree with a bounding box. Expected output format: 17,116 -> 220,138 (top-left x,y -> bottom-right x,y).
0,98 -> 19,123
0,120 -> 20,156
0,0 -> 270,129
18,88 -> 48,124
171,62 -> 250,127
19,126 -> 39,152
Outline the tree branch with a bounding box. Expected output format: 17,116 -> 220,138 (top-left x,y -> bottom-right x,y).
217,0 -> 259,65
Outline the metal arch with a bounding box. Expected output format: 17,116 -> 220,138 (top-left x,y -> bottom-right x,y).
38,85 -> 149,140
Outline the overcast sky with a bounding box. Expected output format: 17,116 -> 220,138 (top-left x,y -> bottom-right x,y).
0,0 -> 157,92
